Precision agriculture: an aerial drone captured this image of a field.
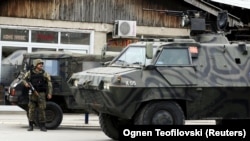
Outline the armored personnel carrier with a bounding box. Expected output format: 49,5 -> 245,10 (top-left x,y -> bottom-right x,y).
6,51 -> 115,129
69,10 -> 250,140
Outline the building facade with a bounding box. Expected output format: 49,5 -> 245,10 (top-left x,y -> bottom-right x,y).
0,0 -> 194,58
1,0 -> 249,57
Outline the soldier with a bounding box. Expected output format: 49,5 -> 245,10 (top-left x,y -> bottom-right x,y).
22,59 -> 53,132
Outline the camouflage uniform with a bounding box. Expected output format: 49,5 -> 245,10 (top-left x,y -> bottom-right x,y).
22,59 -> 53,131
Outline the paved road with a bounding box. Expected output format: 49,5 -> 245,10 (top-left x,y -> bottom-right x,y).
0,113 -> 100,127
0,105 -> 216,141
0,123 -> 111,141
0,105 -> 216,125
0,105 -> 100,126
0,105 -> 112,141
0,113 -> 112,141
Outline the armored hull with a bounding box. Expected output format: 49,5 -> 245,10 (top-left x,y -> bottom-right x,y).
69,35 -> 250,140
76,65 -> 250,120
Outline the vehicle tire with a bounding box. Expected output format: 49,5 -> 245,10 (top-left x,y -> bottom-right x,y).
26,102 -> 63,129
45,101 -> 63,129
99,113 -> 120,140
134,101 -> 185,125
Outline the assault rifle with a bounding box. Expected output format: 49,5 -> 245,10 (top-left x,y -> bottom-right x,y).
28,82 -> 39,97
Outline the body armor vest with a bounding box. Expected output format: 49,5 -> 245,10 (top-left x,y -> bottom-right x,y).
30,70 -> 47,92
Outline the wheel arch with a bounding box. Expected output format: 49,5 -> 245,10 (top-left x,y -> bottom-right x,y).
48,95 -> 69,112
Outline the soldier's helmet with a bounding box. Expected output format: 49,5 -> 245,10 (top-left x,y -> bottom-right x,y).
33,59 -> 44,67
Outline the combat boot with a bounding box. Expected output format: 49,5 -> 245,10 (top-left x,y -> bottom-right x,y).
40,122 -> 47,132
27,121 -> 34,131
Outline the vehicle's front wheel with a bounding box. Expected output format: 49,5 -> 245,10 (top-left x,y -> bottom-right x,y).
134,101 -> 185,125
45,101 -> 63,129
99,113 -> 122,140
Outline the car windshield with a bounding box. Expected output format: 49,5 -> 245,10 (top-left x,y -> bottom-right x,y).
110,46 -> 153,67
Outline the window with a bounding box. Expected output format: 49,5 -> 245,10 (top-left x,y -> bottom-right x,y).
61,32 -> 90,45
32,48 -> 56,52
156,48 -> 190,65
43,60 -> 59,76
1,29 -> 29,42
31,30 -> 58,43
111,45 -> 159,66
112,46 -> 146,66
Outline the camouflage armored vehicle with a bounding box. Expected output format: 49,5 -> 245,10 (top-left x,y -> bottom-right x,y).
69,10 -> 250,140
6,51 -> 115,129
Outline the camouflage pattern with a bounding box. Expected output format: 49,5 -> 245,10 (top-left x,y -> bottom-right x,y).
22,66 -> 52,123
28,92 -> 46,122
70,33 -> 250,121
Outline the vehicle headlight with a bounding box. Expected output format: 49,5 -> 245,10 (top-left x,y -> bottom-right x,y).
103,82 -> 110,90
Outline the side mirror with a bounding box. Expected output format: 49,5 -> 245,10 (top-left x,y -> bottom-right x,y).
146,43 -> 153,59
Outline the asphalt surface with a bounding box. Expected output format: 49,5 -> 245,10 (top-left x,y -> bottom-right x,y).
0,106 -> 113,141
3,106 -> 250,141
0,105 -> 100,127
0,105 -> 217,125
0,105 -> 219,141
